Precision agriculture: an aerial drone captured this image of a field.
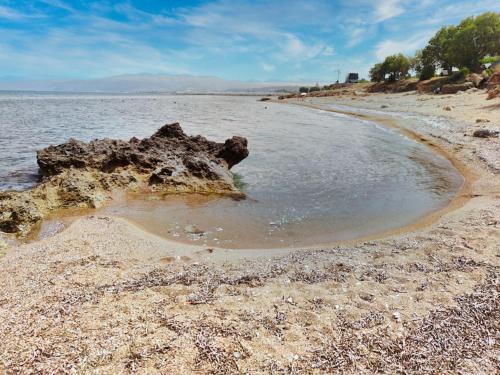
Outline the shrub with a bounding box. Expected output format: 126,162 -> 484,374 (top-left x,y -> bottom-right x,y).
447,68 -> 469,83
419,65 -> 435,80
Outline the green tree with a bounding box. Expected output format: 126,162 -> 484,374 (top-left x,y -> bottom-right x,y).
369,63 -> 385,82
422,26 -> 456,73
447,12 -> 500,72
382,54 -> 410,81
411,49 -> 436,80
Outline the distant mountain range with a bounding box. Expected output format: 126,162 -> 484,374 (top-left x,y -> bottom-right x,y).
0,74 -> 320,93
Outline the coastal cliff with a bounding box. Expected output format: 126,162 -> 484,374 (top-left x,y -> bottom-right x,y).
0,123 -> 249,235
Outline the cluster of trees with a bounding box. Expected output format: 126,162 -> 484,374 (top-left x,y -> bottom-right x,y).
369,54 -> 411,82
299,85 -> 321,93
369,12 -> 500,82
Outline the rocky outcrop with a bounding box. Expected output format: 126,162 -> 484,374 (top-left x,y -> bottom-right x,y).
487,72 -> 500,86
486,73 -> 500,100
440,82 -> 474,94
0,123 -> 249,235
466,73 -> 487,88
367,79 -> 419,93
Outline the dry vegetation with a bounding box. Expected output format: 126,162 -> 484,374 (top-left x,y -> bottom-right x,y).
0,200 -> 498,374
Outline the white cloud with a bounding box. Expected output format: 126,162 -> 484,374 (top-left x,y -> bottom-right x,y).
346,27 -> 367,47
0,5 -> 31,20
375,32 -> 434,59
374,0 -> 405,22
39,0 -> 74,12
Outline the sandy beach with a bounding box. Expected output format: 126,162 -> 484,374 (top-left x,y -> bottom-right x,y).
0,90 -> 499,374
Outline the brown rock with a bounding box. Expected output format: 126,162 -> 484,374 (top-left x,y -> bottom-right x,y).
487,87 -> 500,100
487,72 -> 500,86
472,129 -> 499,138
440,82 -> 474,94
0,192 -> 43,234
217,136 -> 249,169
2,123 -> 249,235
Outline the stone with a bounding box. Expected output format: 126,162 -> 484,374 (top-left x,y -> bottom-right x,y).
1,123 -> 249,236
216,136 -> 249,169
473,129 -> 499,138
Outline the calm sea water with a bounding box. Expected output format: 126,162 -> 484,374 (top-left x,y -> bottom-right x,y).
0,92 -> 463,248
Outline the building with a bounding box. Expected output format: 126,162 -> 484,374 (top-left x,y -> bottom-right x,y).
345,73 -> 359,83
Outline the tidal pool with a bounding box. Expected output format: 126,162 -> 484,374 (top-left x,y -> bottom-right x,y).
0,93 -> 463,248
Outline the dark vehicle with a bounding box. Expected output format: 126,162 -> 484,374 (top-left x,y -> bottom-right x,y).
345,73 -> 359,83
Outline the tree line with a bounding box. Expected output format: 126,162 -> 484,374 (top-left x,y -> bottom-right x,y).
369,12 -> 500,82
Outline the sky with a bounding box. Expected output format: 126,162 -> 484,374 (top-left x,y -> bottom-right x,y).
0,0 -> 499,82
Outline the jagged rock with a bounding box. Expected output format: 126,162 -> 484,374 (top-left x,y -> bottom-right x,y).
1,123 -> 249,235
0,191 -> 43,233
217,137 -> 249,169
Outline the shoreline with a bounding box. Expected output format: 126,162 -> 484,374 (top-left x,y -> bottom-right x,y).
17,99 -> 471,253
0,90 -> 498,373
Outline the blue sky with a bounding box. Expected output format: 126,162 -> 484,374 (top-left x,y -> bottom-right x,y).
0,0 -> 498,82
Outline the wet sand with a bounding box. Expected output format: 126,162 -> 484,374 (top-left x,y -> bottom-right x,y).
0,90 -> 498,374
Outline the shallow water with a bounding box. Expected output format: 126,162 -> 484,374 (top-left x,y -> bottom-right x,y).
0,93 -> 463,248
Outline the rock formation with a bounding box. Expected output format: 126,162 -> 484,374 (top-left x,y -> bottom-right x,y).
0,123 -> 249,235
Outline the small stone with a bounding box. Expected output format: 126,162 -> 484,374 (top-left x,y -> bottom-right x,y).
393,311 -> 401,321
443,106 -> 452,111
233,351 -> 241,358
359,292 -> 374,302
473,129 -> 499,138
475,118 -> 490,123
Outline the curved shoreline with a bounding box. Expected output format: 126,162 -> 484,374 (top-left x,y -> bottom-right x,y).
266,99 -> 477,250
89,101 -> 477,252
9,99 -> 476,253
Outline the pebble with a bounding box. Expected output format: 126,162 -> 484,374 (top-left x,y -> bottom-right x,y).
393,311 -> 401,321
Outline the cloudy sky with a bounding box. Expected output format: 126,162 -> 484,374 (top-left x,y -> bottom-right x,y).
0,0 -> 498,82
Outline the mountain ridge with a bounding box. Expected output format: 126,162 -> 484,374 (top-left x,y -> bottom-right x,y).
0,74 -> 321,93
